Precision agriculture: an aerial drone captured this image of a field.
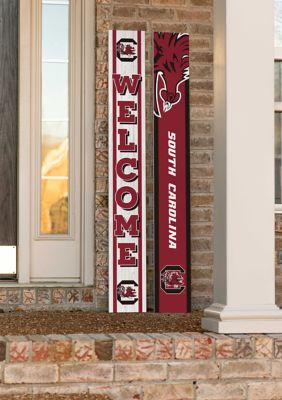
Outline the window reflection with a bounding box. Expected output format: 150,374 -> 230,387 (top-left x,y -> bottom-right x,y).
41,0 -> 69,234
275,61 -> 282,102
275,0 -> 282,47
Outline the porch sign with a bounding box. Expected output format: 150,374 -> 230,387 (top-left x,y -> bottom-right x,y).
154,32 -> 191,312
108,30 -> 146,312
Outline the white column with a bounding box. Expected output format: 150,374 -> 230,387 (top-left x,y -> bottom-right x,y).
202,0 -> 282,333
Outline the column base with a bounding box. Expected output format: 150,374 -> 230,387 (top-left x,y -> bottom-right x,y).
202,303 -> 282,333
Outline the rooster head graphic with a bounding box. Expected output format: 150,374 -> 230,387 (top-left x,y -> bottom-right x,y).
154,32 -> 189,118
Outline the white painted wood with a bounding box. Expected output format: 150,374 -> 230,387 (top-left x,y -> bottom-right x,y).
18,0 -> 32,284
275,102 -> 282,112
203,303 -> 282,333
81,0 -> 95,286
275,204 -> 282,213
275,47 -> 282,60
109,30 -> 146,312
0,247 -> 16,275
18,0 -> 95,284
202,0 -> 282,333
108,30 -> 113,310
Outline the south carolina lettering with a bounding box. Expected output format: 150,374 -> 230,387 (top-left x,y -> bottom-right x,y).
168,131 -> 177,249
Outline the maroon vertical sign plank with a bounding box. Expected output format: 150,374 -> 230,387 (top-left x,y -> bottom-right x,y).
154,32 -> 191,313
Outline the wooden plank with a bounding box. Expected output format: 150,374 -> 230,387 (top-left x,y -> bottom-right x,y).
108,30 -> 146,312
154,32 -> 191,312
0,0 -> 18,245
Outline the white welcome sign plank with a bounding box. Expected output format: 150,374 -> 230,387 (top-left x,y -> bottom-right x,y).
108,30 -> 146,312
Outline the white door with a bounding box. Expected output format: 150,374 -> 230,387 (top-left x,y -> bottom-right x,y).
18,0 -> 94,284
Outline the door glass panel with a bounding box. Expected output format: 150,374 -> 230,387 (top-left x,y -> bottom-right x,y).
275,0 -> 282,47
42,62 -> 68,120
41,0 -> 69,235
42,1 -> 69,60
275,61 -> 282,102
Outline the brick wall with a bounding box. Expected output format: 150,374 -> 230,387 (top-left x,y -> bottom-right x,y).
0,331 -> 282,399
95,0 -> 214,311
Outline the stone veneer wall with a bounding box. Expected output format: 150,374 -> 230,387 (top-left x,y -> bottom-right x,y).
95,0 -> 214,311
0,332 -> 281,399
0,287 -> 94,310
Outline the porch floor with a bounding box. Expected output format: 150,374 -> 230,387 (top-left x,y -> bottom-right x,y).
0,310 -> 203,336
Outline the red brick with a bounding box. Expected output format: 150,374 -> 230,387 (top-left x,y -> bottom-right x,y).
69,334 -> 94,362
233,335 -> 254,358
143,383 -> 193,400
169,360 -> 219,380
190,37 -> 212,50
97,5 -> 111,18
191,107 -> 214,120
190,65 -> 213,79
192,195 -> 214,207
8,338 -> 30,363
48,335 -> 72,362
128,333 -> 155,361
207,334 -> 235,359
110,334 -> 135,361
115,362 -> 167,382
191,251 -> 213,265
221,360 -> 271,379
82,288 -> 94,303
91,334 -> 113,360
60,363 -> 113,383
32,341 -> 50,362
4,364 -> 58,384
254,335 -> 273,358
191,177 -> 213,193
191,0 -> 212,5
151,22 -> 187,32
190,80 -> 213,91
112,21 -> 147,31
175,9 -> 212,22
23,289 -> 36,305
191,238 -> 213,251
113,6 -> 138,17
190,93 -> 213,106
196,382 -> 246,400
189,24 -> 213,35
89,385 -> 142,399
51,289 -> 65,304
149,333 -> 173,360
152,0 -> 185,4
113,0 -> 149,3
0,289 -> 7,304
186,333 -> 214,359
171,333 -> 193,359
139,7 -> 174,20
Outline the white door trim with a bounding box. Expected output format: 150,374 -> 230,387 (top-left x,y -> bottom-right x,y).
18,0 -> 95,285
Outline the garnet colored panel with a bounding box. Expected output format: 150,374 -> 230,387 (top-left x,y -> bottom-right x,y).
154,32 -> 191,313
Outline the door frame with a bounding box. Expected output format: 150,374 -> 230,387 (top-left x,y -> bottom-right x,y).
18,0 -> 95,285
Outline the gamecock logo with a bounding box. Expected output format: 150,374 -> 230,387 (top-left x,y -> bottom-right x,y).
116,38 -> 137,62
160,265 -> 186,294
117,280 -> 138,305
154,33 -> 189,118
